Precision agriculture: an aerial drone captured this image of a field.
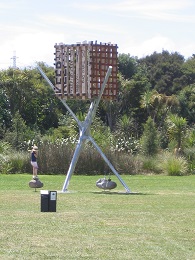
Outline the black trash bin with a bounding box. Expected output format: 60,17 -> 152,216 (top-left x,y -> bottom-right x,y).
40,190 -> 57,212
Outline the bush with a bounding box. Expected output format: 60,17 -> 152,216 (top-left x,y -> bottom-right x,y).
0,154 -> 12,174
115,153 -> 142,174
0,151 -> 30,174
159,152 -> 189,176
0,141 -> 11,154
141,156 -> 162,174
38,139 -> 73,174
0,142 -> 13,174
75,145 -> 110,175
9,152 -> 30,173
140,117 -> 159,156
112,136 -> 140,154
183,147 -> 195,174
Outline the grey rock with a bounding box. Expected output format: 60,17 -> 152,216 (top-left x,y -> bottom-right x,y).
96,178 -> 117,190
29,178 -> 43,189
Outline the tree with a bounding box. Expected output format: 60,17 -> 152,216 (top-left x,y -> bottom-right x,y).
140,117 -> 159,156
140,89 -> 180,125
118,71 -> 149,130
116,114 -> 136,138
0,66 -> 61,133
139,50 -> 185,95
167,114 -> 187,149
0,69 -> 26,114
4,111 -> 34,150
181,55 -> 195,85
98,99 -> 120,131
118,53 -> 138,80
0,89 -> 12,138
177,84 -> 195,125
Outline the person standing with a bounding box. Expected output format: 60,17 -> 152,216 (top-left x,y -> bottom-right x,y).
30,145 -> 39,179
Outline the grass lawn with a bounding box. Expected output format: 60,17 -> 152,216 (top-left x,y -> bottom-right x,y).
0,174 -> 195,260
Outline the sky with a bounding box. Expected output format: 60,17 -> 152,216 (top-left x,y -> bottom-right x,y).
0,0 -> 195,69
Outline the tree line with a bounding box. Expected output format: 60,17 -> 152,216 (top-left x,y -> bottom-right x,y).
0,51 -> 194,175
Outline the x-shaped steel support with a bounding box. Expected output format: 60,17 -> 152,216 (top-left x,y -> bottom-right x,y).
37,65 -> 130,193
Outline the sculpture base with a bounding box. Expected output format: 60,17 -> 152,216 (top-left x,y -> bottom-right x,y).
29,177 -> 43,189
96,178 -> 117,190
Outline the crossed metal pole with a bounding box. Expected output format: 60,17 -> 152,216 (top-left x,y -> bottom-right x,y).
37,65 -> 131,193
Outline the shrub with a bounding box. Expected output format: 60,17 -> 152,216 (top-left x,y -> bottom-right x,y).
38,139 -> 73,174
0,141 -> 11,154
0,154 -> 12,174
116,153 -> 142,174
140,117 -> 159,156
183,147 -> 195,174
0,142 -> 13,174
141,156 -> 162,174
159,152 -> 189,176
9,152 -> 30,173
0,151 -> 30,174
112,136 -> 140,154
75,145 -> 110,175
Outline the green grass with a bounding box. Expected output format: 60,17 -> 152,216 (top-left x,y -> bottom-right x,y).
0,174 -> 195,260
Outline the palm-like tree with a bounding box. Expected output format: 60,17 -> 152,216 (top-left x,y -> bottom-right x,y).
167,114 -> 187,149
141,90 -> 179,122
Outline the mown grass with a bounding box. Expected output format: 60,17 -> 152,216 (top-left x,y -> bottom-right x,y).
0,174 -> 195,260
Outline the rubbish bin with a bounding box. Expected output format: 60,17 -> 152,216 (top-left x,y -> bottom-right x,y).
40,190 -> 57,212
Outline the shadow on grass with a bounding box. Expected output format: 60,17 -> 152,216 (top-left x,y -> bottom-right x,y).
56,190 -> 155,195
91,191 -> 150,195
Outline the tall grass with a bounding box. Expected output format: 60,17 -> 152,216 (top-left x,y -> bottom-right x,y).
141,155 -> 162,174
158,152 -> 189,176
0,140 -> 191,176
115,152 -> 142,174
0,140 -> 143,175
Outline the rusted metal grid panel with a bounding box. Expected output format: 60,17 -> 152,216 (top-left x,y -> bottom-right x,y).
90,43 -> 118,100
103,44 -> 118,99
90,44 -> 100,98
54,44 -> 64,98
105,44 -> 118,99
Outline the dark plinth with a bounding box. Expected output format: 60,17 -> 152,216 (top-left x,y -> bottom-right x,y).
40,190 -> 57,212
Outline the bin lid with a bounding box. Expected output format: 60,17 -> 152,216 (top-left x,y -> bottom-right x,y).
40,190 -> 49,194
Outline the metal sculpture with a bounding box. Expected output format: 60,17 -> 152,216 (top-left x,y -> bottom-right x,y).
37,41 -> 131,193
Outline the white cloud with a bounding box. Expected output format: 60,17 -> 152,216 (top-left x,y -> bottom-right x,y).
0,32 -> 65,69
38,14 -> 122,34
119,35 -> 195,59
139,36 -> 175,56
71,0 -> 195,22
112,0 -> 191,12
120,35 -> 175,57
178,43 -> 195,59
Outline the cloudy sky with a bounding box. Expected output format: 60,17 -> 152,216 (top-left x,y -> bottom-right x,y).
0,0 -> 195,69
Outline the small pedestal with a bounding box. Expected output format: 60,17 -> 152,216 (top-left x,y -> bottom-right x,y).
96,178 -> 117,190
29,177 -> 43,191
